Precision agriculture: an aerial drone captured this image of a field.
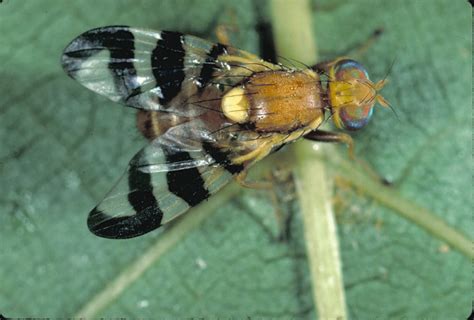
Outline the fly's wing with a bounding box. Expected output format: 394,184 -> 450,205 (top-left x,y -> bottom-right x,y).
88,121 -> 245,239
61,26 -> 280,116
62,26 -> 280,238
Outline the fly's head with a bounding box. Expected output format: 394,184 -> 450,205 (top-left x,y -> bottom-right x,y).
325,58 -> 389,131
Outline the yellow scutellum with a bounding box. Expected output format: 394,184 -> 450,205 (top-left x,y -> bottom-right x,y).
221,87 -> 250,123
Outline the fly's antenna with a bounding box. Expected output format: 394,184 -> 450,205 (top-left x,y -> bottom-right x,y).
376,89 -> 398,120
373,57 -> 397,118
380,57 -> 397,85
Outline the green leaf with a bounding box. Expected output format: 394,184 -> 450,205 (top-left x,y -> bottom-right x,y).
0,0 -> 470,319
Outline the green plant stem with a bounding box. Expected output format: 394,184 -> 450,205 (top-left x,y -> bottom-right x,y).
294,142 -> 348,320
270,1 -> 348,319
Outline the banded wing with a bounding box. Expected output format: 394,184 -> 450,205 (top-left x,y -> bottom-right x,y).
88,123 -> 243,239
61,25 -> 279,116
62,26 -> 280,238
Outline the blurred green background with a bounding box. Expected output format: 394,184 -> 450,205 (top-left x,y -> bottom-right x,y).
0,0 -> 470,318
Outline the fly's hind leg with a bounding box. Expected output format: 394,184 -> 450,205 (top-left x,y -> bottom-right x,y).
237,161 -> 296,242
269,166 -> 297,242
232,141 -> 296,240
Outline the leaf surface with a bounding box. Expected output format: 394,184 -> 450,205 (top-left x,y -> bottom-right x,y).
0,0 -> 470,318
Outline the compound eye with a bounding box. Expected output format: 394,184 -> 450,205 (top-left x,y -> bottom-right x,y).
338,103 -> 374,130
333,59 -> 369,82
331,59 -> 375,130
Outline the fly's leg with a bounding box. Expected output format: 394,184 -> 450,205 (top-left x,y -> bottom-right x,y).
304,130 -> 355,159
232,144 -> 296,241
232,138 -> 277,189
212,7 -> 238,45
215,24 -> 237,45
314,28 -> 384,65
304,130 -> 387,184
346,28 -> 384,60
199,5 -> 238,45
235,169 -> 272,189
238,165 -> 296,242
266,177 -> 285,238
268,166 -> 297,241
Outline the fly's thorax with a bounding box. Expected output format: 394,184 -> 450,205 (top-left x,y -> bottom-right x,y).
221,70 -> 324,133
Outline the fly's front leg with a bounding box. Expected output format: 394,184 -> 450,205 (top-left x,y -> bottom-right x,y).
313,28 -> 384,63
345,28 -> 384,60
304,129 -> 355,159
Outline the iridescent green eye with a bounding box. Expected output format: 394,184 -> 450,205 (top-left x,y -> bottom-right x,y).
338,102 -> 374,130
329,59 -> 376,131
334,59 -> 369,82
